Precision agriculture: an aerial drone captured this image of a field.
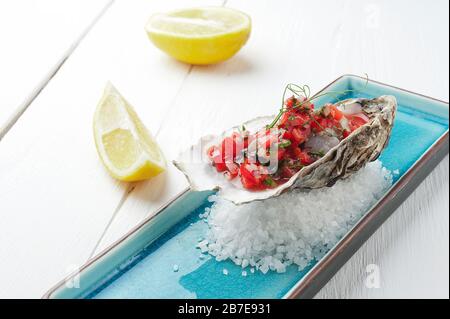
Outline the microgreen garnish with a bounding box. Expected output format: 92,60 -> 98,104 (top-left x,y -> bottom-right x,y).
279,139 -> 292,148
267,74 -> 370,129
308,151 -> 325,157
263,176 -> 277,188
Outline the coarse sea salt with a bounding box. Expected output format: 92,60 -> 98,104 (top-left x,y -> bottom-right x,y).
202,161 -> 392,274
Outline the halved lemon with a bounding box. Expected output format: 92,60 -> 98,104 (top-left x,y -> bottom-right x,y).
93,83 -> 166,182
145,7 -> 251,65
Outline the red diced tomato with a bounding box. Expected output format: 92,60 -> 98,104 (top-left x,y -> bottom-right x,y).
302,126 -> 311,139
281,166 -> 296,178
208,145 -> 227,172
213,157 -> 227,172
343,130 -> 351,138
207,145 -> 219,159
285,97 -> 295,108
298,151 -> 313,165
255,130 -> 277,150
287,113 -> 309,127
240,164 -> 257,183
240,175 -> 255,189
221,136 -> 243,160
226,162 -> 239,178
243,134 -> 254,149
292,147 -> 313,165
279,112 -> 290,126
221,137 -> 233,161
348,114 -> 369,129
277,148 -> 286,161
239,164 -> 258,189
330,106 -> 343,121
291,127 -> 306,144
310,116 -> 324,132
293,147 -> 302,159
239,163 -> 270,189
283,130 -> 293,140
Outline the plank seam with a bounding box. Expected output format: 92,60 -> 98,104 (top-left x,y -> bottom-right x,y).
154,65 -> 193,138
88,184 -> 136,259
0,0 -> 115,142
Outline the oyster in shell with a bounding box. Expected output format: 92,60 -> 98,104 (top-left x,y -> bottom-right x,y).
173,95 -> 397,204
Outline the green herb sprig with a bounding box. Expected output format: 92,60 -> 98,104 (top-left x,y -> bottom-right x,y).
308,151 -> 325,157
267,74 -> 369,129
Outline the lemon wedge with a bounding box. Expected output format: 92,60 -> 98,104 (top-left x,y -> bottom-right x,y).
93,83 -> 166,182
146,7 -> 251,65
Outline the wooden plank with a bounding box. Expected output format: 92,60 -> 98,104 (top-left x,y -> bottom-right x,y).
0,0 -> 216,298
0,0 -> 112,137
96,0 -> 449,298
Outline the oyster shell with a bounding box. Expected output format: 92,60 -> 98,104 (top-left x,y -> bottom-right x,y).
173,95 -> 397,204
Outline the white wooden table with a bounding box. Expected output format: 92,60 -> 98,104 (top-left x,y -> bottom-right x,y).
0,0 -> 448,299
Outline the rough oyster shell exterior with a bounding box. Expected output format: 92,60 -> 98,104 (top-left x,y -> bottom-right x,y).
173,95 -> 397,204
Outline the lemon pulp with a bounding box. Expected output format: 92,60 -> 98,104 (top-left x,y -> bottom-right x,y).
146,7 -> 251,65
94,83 -> 166,182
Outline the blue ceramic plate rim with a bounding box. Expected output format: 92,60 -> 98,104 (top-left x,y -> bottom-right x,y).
43,74 -> 449,299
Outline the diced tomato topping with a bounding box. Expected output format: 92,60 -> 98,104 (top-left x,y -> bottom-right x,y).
239,164 -> 259,189
240,174 -> 256,189
288,114 -> 307,126
260,134 -> 278,150
221,136 -> 243,161
310,116 -> 324,132
213,157 -> 227,172
207,145 -> 219,159
232,132 -> 241,139
226,162 -> 239,178
279,112 -> 290,126
241,163 -> 257,181
343,130 -> 351,138
243,134 -> 254,149
330,106 -> 343,121
220,137 -> 233,161
282,130 -> 293,140
285,97 -> 295,109
299,151 -> 313,165
277,148 -> 286,161
280,111 -> 310,128
293,147 -> 302,159
281,165 -> 296,178
207,145 -> 227,172
348,114 -> 369,129
206,94 -> 370,191
291,127 -> 307,144
292,147 -> 313,165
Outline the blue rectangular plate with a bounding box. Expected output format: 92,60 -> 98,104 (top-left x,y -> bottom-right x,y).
44,75 -> 449,299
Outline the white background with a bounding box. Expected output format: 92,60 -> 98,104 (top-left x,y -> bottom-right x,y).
0,0 -> 448,298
